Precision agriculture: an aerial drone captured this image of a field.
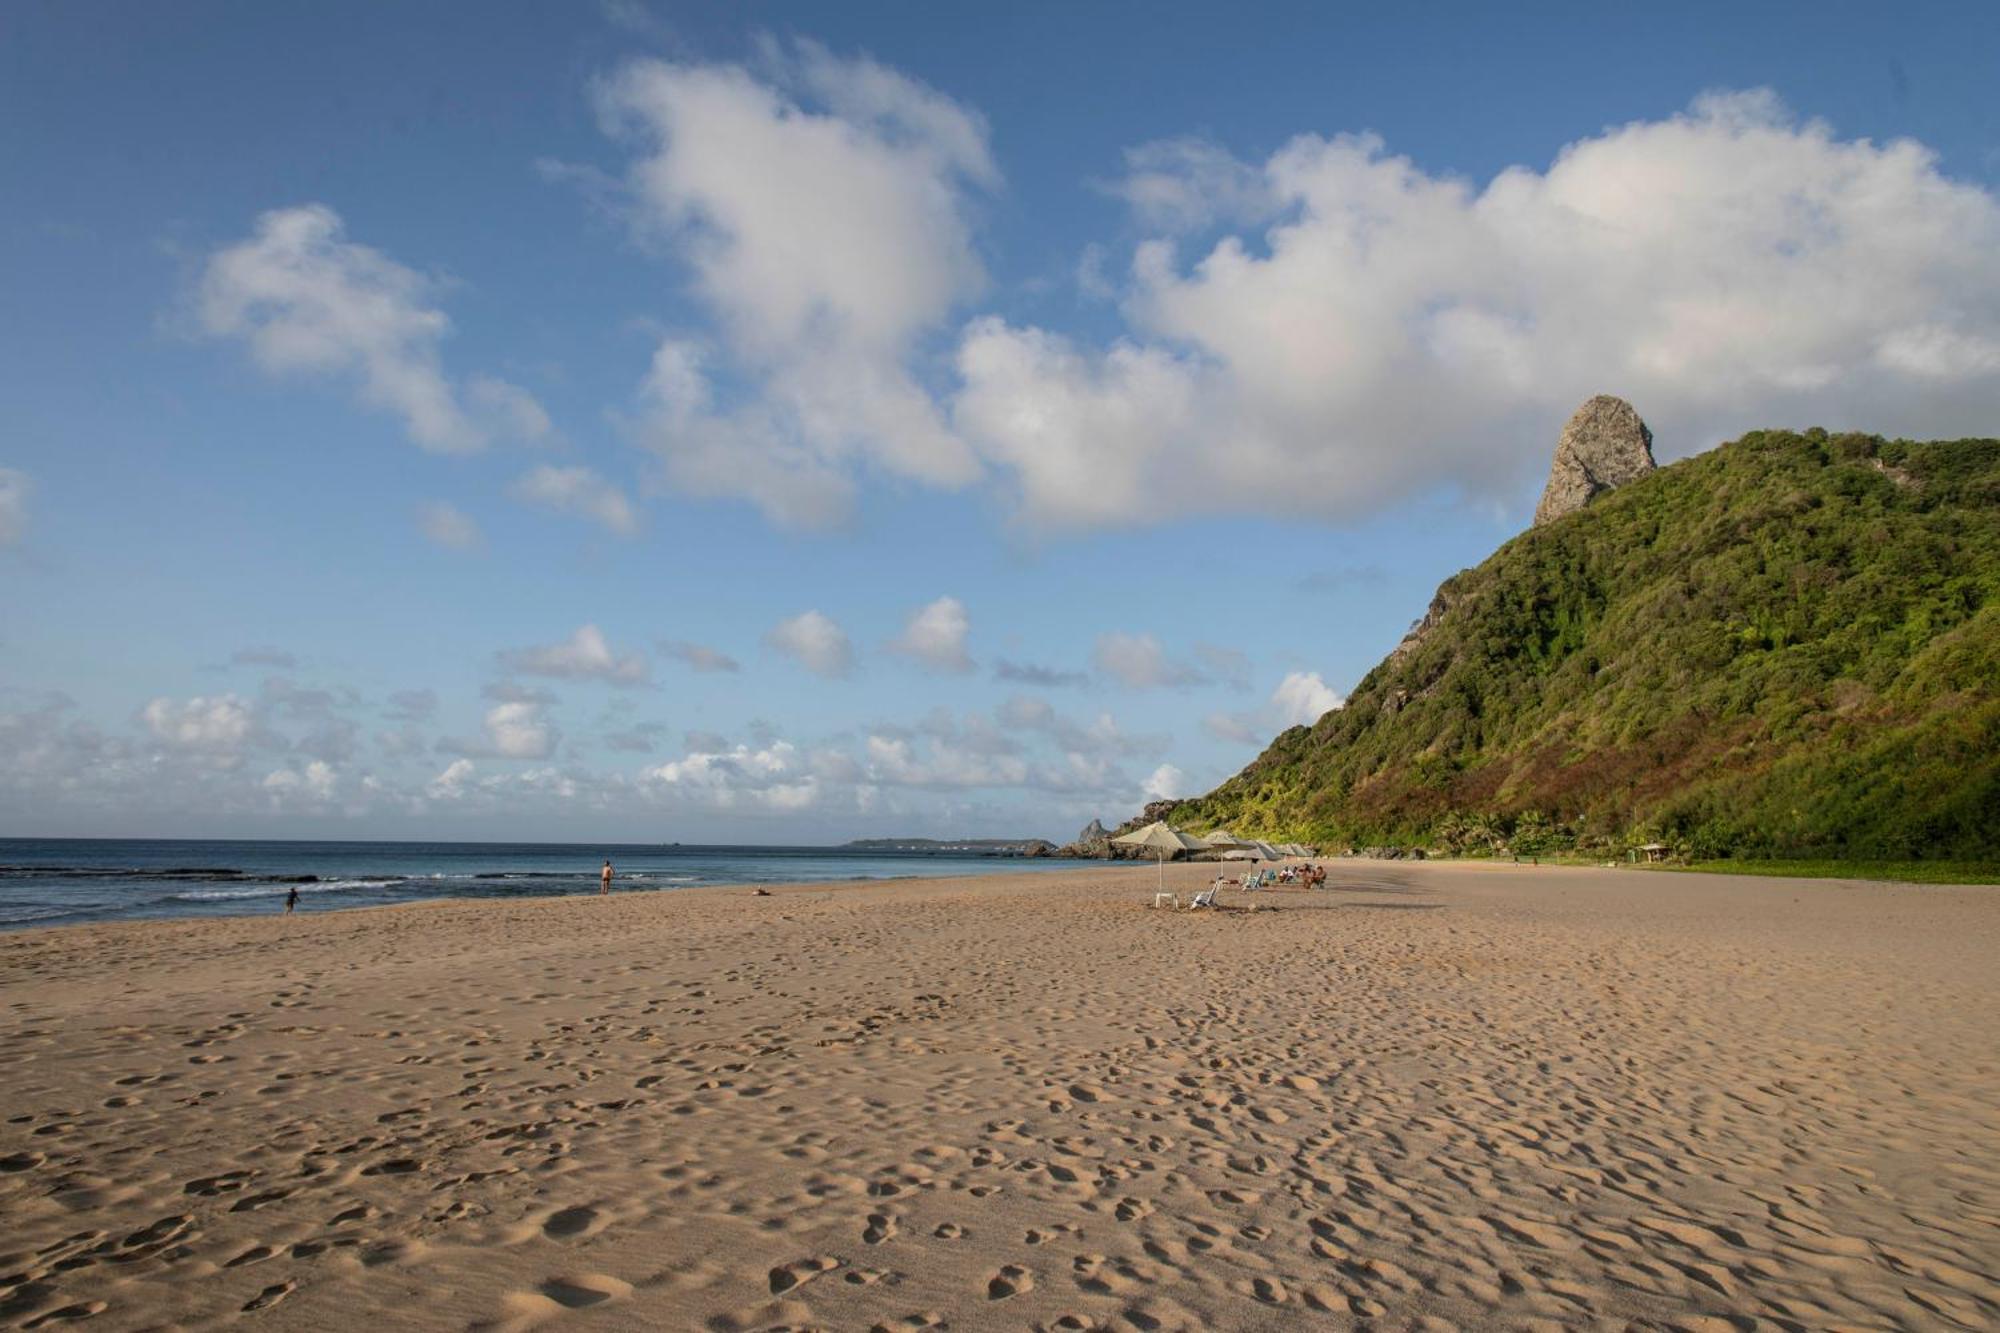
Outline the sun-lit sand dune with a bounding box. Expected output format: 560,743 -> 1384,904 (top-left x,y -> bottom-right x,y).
2,861 -> 1995,1331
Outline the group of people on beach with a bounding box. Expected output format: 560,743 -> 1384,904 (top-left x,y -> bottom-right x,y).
1217,862 -> 1327,892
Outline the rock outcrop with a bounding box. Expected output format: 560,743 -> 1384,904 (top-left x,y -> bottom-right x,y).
1533,395 -> 1656,526
1074,819 -> 1109,845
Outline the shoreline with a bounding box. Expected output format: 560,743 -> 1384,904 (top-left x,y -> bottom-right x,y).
12,846 -> 1993,940
3,860 -> 1994,1330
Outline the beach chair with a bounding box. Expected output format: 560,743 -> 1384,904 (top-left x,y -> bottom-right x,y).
1188,885 -> 1219,910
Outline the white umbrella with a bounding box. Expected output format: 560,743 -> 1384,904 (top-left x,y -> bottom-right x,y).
1112,821 -> 1208,893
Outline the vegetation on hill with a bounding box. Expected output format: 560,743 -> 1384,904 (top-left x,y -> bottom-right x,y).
1161,429 -> 2000,863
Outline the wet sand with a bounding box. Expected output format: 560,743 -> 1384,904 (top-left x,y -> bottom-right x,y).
1,860 -> 1995,1331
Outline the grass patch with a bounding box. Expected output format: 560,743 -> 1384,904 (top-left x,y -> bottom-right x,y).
1669,860 -> 2000,885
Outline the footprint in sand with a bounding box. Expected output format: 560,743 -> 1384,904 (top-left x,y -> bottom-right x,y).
863,1212 -> 899,1244
242,1280 -> 295,1312
1113,1196 -> 1153,1223
541,1205 -> 600,1241
23,1300 -> 108,1328
539,1274 -> 631,1308
986,1264 -> 1034,1300
767,1256 -> 839,1294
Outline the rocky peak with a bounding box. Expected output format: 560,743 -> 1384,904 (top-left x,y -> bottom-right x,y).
1533,395 -> 1656,527
1074,818 -> 1109,845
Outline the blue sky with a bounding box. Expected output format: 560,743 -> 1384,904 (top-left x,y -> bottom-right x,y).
3,1 -> 1998,842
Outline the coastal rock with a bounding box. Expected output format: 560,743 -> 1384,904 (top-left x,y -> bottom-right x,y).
1533,395 -> 1656,526
1074,819 -> 1110,845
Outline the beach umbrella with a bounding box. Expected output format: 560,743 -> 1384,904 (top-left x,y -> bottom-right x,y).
1112,821 -> 1207,893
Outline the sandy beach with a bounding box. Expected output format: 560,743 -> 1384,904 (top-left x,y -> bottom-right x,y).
1,860 -> 1995,1331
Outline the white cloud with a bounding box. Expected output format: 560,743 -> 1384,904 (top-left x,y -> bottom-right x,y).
197,204 -> 545,453
889,595 -> 974,674
417,500 -> 483,551
765,609 -> 854,678
1270,671 -> 1343,726
499,624 -> 650,686
428,757 -> 476,800
1142,763 -> 1187,801
441,695 -> 560,760
482,700 -> 558,759
0,468 -> 28,547
141,694 -> 265,754
660,639 -> 741,673
1092,632 -> 1208,690
957,90 -> 2000,529
263,759 -> 337,804
1208,670 -> 1346,746
511,465 -> 639,535
641,738 -> 825,812
600,41 -> 993,528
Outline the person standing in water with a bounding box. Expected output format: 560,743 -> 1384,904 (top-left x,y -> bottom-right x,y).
600,860 -> 613,895
285,885 -> 300,914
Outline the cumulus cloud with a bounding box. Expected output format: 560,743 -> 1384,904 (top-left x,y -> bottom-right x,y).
600,40 -> 994,528
1092,632 -> 1209,690
441,697 -> 561,760
1142,762 -> 1187,801
197,204 -> 545,453
498,624 -> 651,686
765,610 -> 854,678
481,700 -> 559,759
1207,670 -> 1346,745
1270,670 -> 1343,726
659,639 -> 741,673
641,738 -> 825,812
888,595 -> 974,674
510,465 -> 639,535
140,694 -> 269,755
0,468 -> 29,547
957,90 -> 2000,529
263,759 -> 337,804
417,500 -> 483,551
428,757 -> 476,800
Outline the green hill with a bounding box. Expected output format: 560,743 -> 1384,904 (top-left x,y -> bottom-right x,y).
1160,427 -> 2000,863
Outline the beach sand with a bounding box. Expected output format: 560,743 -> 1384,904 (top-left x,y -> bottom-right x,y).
1,860 -> 1995,1331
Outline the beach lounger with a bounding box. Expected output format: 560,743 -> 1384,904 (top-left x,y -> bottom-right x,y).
1188,886 -> 1218,910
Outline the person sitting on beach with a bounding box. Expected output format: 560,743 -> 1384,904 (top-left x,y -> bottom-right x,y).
600,860 -> 613,895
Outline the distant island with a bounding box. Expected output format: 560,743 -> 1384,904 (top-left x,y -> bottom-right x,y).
842,838 -> 1058,857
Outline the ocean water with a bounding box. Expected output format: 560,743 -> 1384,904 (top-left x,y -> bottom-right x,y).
0,838 -> 1087,930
